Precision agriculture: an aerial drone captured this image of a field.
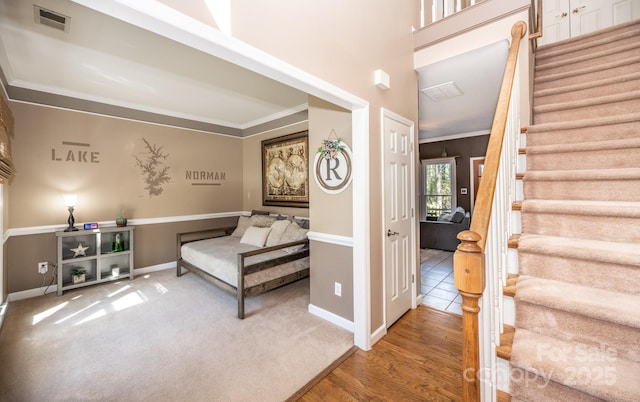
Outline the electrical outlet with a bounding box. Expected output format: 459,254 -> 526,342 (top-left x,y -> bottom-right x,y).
334,282 -> 342,297
38,262 -> 48,274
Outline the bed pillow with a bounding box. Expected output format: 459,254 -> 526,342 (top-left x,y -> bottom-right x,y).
250,214 -> 277,228
279,222 -> 308,253
450,206 -> 466,223
240,226 -> 272,247
265,219 -> 291,247
230,215 -> 252,237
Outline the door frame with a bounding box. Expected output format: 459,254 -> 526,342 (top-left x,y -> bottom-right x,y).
469,156 -> 485,214
74,0 -> 374,349
380,108 -> 418,330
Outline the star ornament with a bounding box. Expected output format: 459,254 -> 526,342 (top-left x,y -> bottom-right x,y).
70,243 -> 89,257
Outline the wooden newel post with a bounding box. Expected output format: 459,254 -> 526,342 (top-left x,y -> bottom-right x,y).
454,230 -> 486,402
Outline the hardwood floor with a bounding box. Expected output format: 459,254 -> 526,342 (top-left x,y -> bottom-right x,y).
295,305 -> 463,401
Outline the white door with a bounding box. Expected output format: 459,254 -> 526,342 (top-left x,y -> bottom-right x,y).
383,110 -> 415,327
541,0 -> 640,45
540,0 -> 571,45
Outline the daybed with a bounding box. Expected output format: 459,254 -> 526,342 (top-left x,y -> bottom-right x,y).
177,214 -> 310,318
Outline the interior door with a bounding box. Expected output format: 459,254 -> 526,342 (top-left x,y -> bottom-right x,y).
542,0 -> 640,45
383,110 -> 415,327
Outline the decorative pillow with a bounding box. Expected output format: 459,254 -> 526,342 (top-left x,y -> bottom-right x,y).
230,215 -> 252,237
437,212 -> 452,222
266,219 -> 291,247
450,206 -> 466,224
250,214 -> 276,228
240,226 -> 272,247
287,216 -> 310,229
279,222 -> 308,253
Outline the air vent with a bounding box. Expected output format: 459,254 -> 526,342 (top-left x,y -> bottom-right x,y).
34,5 -> 70,32
421,81 -> 463,102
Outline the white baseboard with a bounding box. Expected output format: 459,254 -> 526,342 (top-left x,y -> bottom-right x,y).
134,262 -> 176,276
370,323 -> 386,346
308,303 -> 354,333
7,262 -> 177,302
416,294 -> 423,306
8,285 -> 57,301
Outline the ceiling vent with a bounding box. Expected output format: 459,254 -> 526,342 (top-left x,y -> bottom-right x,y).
421,81 -> 463,102
34,5 -> 70,32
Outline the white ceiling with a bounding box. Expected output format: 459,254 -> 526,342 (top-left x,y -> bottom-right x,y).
417,40 -> 509,141
0,0 -> 309,137
0,0 -> 508,141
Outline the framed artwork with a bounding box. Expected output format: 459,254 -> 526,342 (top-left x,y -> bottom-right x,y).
262,131 -> 309,207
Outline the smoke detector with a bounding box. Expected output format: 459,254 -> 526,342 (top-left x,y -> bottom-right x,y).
34,5 -> 70,32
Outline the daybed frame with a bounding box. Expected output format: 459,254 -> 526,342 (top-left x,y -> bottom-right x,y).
176,226 -> 310,319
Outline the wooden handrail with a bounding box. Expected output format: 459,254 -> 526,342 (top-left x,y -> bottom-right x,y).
529,0 -> 543,40
453,20 -> 527,402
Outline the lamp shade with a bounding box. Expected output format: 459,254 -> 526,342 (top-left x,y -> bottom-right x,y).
64,194 -> 77,207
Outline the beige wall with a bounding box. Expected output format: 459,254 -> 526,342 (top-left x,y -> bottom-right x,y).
5,101 -> 249,293
9,102 -> 243,228
231,0 -> 420,332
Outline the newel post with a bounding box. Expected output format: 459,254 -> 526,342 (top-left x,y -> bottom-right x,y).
454,230 -> 486,402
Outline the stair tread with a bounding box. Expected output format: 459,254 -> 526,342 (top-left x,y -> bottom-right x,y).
524,167 -> 640,181
520,199 -> 640,218
496,324 -> 515,360
534,55 -> 640,84
508,234 -> 520,249
533,89 -> 640,114
496,390 -> 511,402
536,41 -> 640,72
537,20 -> 640,58
511,328 -> 640,401
503,274 -> 518,298
518,233 -> 640,266
526,112 -> 640,133
516,275 -> 640,329
526,136 -> 640,155
534,71 -> 640,98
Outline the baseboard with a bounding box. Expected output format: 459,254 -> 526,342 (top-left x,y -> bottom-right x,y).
8,285 -> 57,301
7,262 -> 177,302
416,294 -> 423,306
308,304 -> 354,332
370,323 -> 386,346
134,262 -> 176,276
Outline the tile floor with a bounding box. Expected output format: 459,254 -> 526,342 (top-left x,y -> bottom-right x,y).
420,248 -> 462,315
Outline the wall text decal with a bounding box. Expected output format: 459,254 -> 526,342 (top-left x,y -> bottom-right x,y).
51,141 -> 100,163
185,170 -> 226,186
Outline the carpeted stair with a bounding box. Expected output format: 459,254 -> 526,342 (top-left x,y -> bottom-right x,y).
509,19 -> 640,402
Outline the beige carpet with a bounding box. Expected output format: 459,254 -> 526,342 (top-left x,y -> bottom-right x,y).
0,270 -> 353,402
510,19 -> 640,401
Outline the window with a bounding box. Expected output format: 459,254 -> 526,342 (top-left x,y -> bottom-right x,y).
421,158 -> 456,220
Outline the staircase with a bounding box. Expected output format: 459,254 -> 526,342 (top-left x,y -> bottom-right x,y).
508,20 -> 640,401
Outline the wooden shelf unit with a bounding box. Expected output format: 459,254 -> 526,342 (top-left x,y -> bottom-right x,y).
56,226 -> 134,295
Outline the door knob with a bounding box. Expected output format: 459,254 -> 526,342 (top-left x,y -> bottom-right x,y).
387,229 -> 399,237
572,5 -> 586,14
557,12 -> 567,18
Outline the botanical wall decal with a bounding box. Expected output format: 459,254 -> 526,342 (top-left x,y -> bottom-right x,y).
134,138 -> 171,197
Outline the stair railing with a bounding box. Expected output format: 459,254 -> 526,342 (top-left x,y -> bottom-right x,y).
453,20 -> 527,402
529,0 -> 543,40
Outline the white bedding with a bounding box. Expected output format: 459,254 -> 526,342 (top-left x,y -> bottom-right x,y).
180,235 -> 309,289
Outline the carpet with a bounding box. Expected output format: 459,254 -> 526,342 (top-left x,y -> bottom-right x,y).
510,19 -> 640,401
0,270 -> 353,402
